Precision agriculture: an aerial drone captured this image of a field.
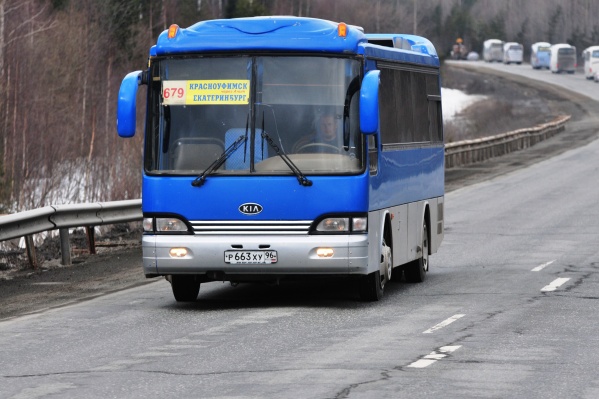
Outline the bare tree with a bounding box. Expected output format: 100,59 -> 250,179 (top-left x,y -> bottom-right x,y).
1,0 -> 598,213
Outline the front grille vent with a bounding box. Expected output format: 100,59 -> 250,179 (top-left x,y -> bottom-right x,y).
190,220 -> 312,235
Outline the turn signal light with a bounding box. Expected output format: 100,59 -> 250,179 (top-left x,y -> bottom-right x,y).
338,23 -> 347,38
168,24 -> 179,39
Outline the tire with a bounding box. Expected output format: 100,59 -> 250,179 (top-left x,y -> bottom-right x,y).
171,275 -> 200,302
359,270 -> 383,301
404,221 -> 429,283
359,239 -> 391,301
382,239 -> 392,284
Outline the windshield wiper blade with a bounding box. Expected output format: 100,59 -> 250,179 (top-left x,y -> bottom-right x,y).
191,134 -> 246,187
261,130 -> 312,187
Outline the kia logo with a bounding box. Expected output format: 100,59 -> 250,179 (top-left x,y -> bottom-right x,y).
239,203 -> 263,215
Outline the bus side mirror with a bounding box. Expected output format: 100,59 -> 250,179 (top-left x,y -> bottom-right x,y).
117,71 -> 143,138
359,70 -> 380,135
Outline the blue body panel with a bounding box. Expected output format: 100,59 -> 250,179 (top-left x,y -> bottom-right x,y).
154,17 -> 366,55
142,173 -> 369,220
359,44 -> 440,67
150,17 -> 440,69
363,34 -> 439,58
370,146 -> 445,210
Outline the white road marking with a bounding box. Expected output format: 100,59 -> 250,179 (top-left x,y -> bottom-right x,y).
541,277 -> 570,292
532,260 -> 556,272
407,345 -> 462,368
408,359 -> 437,368
423,314 -> 465,334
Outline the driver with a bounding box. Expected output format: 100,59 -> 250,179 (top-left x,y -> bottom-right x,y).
293,112 -> 341,153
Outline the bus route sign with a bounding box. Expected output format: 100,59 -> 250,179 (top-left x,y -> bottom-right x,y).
162,80 -> 250,105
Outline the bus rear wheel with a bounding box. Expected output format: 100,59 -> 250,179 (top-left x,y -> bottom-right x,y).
171,275 -> 201,302
404,221 -> 429,283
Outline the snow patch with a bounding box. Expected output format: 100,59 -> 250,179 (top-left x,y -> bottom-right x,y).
441,88 -> 487,121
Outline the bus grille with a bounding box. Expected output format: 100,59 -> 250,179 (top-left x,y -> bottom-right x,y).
190,220 -> 313,235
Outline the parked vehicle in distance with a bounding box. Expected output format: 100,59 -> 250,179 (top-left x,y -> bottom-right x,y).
531,42 -> 551,69
583,46 -> 599,79
503,42 -> 523,64
466,51 -> 479,61
483,39 -> 503,62
550,43 -> 577,74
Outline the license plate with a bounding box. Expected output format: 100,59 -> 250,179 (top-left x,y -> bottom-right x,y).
224,250 -> 278,264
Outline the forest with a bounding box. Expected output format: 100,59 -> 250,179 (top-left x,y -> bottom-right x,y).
1,0 -> 598,212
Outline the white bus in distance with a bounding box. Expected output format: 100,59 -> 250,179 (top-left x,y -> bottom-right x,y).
483,39 -> 503,62
503,42 -> 523,64
583,46 -> 599,79
550,43 -> 577,74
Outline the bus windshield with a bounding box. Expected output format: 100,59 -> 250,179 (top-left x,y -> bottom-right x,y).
146,56 -> 363,176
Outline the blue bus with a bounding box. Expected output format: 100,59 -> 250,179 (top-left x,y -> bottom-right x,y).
531,42 -> 551,69
117,17 -> 444,302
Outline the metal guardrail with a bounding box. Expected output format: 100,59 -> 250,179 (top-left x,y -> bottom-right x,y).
445,115 -> 570,168
0,199 -> 142,268
0,114 -> 570,269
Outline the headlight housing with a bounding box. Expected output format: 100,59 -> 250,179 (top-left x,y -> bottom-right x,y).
315,215 -> 367,233
143,216 -> 189,233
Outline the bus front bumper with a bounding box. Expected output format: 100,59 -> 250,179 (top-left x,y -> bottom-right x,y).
142,234 -> 370,278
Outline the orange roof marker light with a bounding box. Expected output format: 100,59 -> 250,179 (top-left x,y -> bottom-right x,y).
168,24 -> 179,39
338,22 -> 348,38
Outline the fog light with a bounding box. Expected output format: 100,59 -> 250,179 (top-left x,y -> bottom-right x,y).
317,248 -> 334,258
169,248 -> 188,258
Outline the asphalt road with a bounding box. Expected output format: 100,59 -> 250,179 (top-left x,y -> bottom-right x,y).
1,62 -> 599,398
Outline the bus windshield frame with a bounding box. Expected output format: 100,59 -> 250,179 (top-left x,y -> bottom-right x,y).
144,54 -> 365,177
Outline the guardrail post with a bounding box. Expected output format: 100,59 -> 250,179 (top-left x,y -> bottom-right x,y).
25,235 -> 38,270
59,228 -> 71,266
86,226 -> 96,255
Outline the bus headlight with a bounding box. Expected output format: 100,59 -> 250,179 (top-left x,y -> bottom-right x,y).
317,218 -> 349,232
156,217 -> 188,232
315,216 -> 367,233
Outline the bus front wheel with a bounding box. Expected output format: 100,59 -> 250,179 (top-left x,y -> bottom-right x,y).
359,239 -> 391,301
404,221 -> 429,283
170,275 -> 201,302
359,270 -> 383,301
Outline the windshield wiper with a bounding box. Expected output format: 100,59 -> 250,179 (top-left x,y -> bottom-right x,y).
260,115 -> 312,187
191,134 -> 246,187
